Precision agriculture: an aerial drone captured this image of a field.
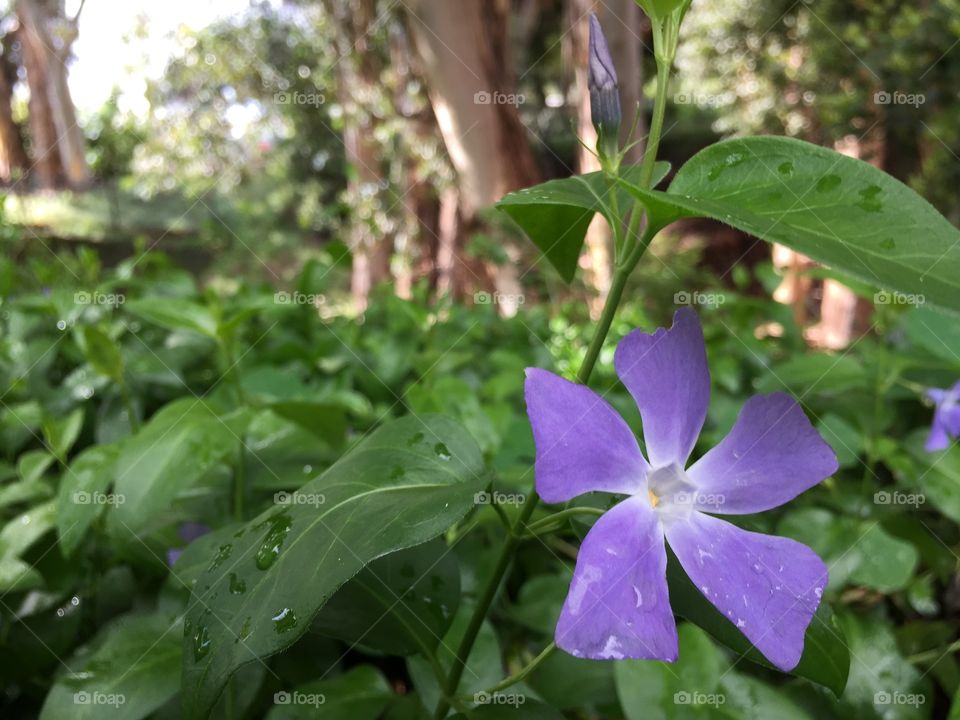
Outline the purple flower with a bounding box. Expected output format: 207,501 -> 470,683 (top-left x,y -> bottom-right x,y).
524,309 -> 838,670
925,381 -> 960,452
166,522 -> 211,566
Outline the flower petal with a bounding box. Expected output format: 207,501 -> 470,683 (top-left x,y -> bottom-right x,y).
686,393 -> 838,514
557,495 -> 677,661
665,512 -> 826,671
615,309 -> 709,468
525,368 -> 647,503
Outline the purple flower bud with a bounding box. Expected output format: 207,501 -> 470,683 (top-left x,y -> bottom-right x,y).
588,14 -> 622,143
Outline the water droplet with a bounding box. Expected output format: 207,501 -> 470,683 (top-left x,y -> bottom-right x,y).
255,512 -> 293,570
778,161 -> 794,176
407,432 -> 425,447
272,607 -> 298,633
229,573 -> 246,595
880,238 -> 896,250
56,608 -> 65,617
209,543 -> 233,572
434,442 -> 451,461
71,596 -> 79,606
193,626 -> 211,661
816,174 -> 842,193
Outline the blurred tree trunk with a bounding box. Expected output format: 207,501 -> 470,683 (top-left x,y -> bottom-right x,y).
405,0 -> 539,307
569,0 -> 645,316
327,0 -> 393,312
16,0 -> 90,189
0,34 -> 28,184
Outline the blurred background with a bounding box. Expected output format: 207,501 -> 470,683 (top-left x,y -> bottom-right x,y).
2,0 -> 957,336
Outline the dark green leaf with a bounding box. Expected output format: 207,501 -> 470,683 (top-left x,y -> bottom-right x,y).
497,162 -> 670,282
181,415 -> 484,718
56,445 -> 121,557
126,298 -> 220,339
620,137 -> 960,314
311,539 -> 460,656
266,665 -> 394,720
81,325 -> 126,383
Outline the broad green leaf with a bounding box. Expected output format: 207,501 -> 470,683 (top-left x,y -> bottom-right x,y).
0,476 -> 52,512
311,539 -> 460,656
508,574 -> 569,636
903,429 -> 960,524
39,612 -> 181,720
407,602 -> 502,713
496,162 -> 670,282
620,137 -> 960,314
900,306 -> 960,365
615,623 -> 723,720
181,415 -> 484,719
43,408 -> 85,463
126,297 -> 220,339
528,651 -> 618,710
18,449 -> 55,484
719,673 -> 811,719
666,552 -> 849,696
778,509 -> 919,592
110,399 -> 237,536
269,400 -> 347,446
56,445 -> 121,557
756,353 -> 867,395
266,665 -> 394,720
81,325 -> 125,383
0,501 -> 56,592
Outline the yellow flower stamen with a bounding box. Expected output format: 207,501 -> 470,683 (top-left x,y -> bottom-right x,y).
648,489 -> 660,508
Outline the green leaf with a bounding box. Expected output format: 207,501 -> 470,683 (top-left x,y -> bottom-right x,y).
615,623 -> 723,720
407,602 -> 503,713
56,445 -> 121,557
266,665 -> 394,720
903,429 -> 960,524
901,306 -> 960,365
666,552 -> 849,696
269,400 -> 347,446
39,612 -> 181,720
110,399 -> 237,536
18,449 -> 56,484
311,539 -> 460,656
43,408 -> 85,463
496,162 -> 671,282
126,297 -> 220,339
620,137 -> 960,314
465,701 -> 566,719
0,501 -> 56,592
81,325 -> 125,383
181,415 -> 484,719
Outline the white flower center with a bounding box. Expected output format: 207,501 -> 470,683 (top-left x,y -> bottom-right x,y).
645,463 -> 698,520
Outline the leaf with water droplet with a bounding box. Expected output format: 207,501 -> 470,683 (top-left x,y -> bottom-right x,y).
181,415 -> 484,719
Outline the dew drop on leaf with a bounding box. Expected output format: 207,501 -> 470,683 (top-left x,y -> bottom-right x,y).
880,238 -> 896,250
255,512 -> 293,570
407,431 -> 425,447
209,543 -> 232,572
272,607 -> 298,633
434,442 -> 452,461
193,626 -> 211,661
778,161 -> 794,176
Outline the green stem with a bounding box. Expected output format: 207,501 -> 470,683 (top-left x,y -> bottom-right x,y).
638,58 -> 671,190
908,638 -> 960,664
523,507 -> 606,537
461,643 -> 557,700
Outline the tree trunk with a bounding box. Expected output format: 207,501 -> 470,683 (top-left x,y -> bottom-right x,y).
16,0 -> 90,189
0,37 -> 28,185
405,0 -> 539,306
328,0 -> 393,312
569,0 -> 645,315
